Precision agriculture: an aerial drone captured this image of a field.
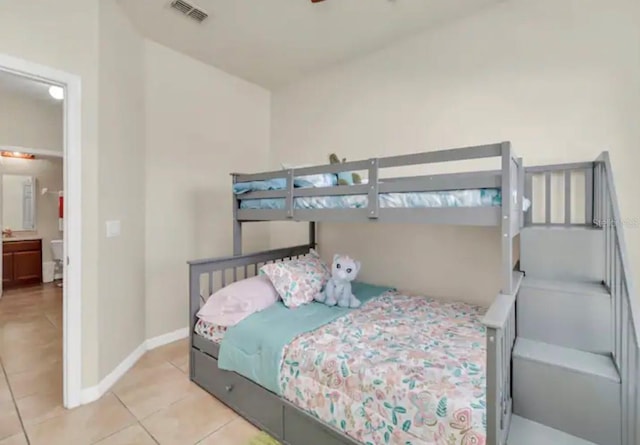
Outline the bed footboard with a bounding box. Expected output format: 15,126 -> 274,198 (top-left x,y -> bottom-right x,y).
187,244 -> 314,378
483,272 -> 522,445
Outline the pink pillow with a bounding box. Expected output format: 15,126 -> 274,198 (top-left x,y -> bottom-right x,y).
196,275 -> 279,326
260,249 -> 330,308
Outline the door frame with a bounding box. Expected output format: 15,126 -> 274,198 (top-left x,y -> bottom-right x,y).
0,53 -> 83,408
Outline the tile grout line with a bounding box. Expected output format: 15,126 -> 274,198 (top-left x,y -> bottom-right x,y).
167,359 -> 187,375
43,313 -> 58,330
110,366 -> 197,424
113,352 -> 225,445
0,356 -> 31,445
110,391 -> 160,445
194,416 -> 240,445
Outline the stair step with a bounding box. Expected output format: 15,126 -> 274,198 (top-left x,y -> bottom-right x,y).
520,226 -> 604,282
521,277 -> 608,296
508,415 -> 599,445
513,338 -> 621,445
514,338 -> 619,382
518,278 -> 611,354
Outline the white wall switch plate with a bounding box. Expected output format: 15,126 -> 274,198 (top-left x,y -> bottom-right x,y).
106,220 -> 121,238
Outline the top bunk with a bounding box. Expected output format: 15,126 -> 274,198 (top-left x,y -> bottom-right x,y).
232,141 -> 525,227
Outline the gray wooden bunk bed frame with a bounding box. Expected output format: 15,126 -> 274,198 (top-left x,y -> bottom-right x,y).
188,141 -> 524,445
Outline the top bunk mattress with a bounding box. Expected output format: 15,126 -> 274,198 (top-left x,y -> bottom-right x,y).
240,188 -> 503,210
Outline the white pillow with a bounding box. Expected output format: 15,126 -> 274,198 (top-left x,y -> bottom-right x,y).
197,275 -> 279,326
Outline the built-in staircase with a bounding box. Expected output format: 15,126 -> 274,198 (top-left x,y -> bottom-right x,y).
505,154 -> 639,445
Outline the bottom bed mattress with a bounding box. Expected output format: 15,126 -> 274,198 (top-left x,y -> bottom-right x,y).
195,318 -> 227,344
195,291 -> 487,445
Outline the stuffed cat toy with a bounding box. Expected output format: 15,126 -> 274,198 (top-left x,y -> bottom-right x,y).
329,154 -> 362,186
315,254 -> 362,308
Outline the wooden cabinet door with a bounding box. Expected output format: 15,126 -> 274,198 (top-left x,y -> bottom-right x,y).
2,253 -> 13,286
13,251 -> 42,285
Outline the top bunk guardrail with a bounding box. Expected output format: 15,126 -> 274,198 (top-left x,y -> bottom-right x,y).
232,142 -> 524,227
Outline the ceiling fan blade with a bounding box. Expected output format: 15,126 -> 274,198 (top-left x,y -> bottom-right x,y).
311,0 -> 326,3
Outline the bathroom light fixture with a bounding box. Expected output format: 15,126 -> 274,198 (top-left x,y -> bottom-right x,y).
1,151 -> 35,159
48,85 -> 64,100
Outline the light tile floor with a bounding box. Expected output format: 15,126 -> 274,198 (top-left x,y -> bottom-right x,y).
0,284 -> 259,444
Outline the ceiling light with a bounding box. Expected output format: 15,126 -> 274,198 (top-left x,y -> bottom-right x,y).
1,152 -> 35,160
48,85 -> 64,100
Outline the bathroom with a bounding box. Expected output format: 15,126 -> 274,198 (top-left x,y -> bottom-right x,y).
2,154 -> 64,288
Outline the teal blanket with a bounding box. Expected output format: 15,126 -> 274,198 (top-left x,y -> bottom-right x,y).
217,282 -> 391,395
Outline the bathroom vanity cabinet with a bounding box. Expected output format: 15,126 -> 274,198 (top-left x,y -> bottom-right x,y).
2,239 -> 42,288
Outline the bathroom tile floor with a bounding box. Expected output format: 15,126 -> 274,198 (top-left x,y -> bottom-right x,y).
0,284 -> 259,444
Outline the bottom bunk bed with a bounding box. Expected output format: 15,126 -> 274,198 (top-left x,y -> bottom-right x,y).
194,289 -> 487,445
189,246 -> 518,445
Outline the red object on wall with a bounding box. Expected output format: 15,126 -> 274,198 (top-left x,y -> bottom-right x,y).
59,196 -> 63,218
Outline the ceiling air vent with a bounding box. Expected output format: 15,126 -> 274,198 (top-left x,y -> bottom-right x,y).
170,0 -> 209,23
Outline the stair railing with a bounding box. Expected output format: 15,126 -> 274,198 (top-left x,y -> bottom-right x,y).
483,273 -> 521,445
524,162 -> 594,226
594,151 -> 640,445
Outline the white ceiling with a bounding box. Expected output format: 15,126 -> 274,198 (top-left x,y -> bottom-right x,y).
0,70 -> 63,105
119,0 -> 501,89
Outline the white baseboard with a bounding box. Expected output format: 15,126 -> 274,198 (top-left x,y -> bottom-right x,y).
80,342 -> 146,404
80,326 -> 188,405
145,327 -> 189,350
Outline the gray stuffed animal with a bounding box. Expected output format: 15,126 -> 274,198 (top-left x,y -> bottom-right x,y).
315,254 -> 361,308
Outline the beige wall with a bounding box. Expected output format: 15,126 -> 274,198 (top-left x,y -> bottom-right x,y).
1,157 -> 63,263
0,0 -> 272,389
144,41 -> 271,338
0,0 -> 101,387
271,0 -> 640,307
97,0 -> 147,379
0,89 -> 63,153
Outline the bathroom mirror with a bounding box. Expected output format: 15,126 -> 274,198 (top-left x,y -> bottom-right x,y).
2,174 -> 36,231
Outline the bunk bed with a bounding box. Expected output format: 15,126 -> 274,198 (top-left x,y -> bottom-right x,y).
188,142 -> 524,445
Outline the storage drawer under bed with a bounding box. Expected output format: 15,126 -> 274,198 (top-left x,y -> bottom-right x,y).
192,348 -> 284,438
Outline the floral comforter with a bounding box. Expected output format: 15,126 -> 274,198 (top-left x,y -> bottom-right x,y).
194,318 -> 228,344
279,291 -> 487,445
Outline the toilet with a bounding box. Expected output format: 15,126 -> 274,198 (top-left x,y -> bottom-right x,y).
51,240 -> 63,286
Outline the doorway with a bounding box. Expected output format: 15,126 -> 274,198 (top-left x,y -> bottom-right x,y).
0,53 -> 82,409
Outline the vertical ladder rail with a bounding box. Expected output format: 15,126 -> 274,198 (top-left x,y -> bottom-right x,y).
524,173 -> 533,226
544,172 -> 551,224
564,170 -> 572,224
595,152 -> 640,445
585,166 -> 594,225
367,158 -> 379,219
232,174 -> 242,255
500,142 -> 514,294
485,142 -> 519,445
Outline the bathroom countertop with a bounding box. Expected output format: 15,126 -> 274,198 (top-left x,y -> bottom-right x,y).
3,235 -> 43,242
